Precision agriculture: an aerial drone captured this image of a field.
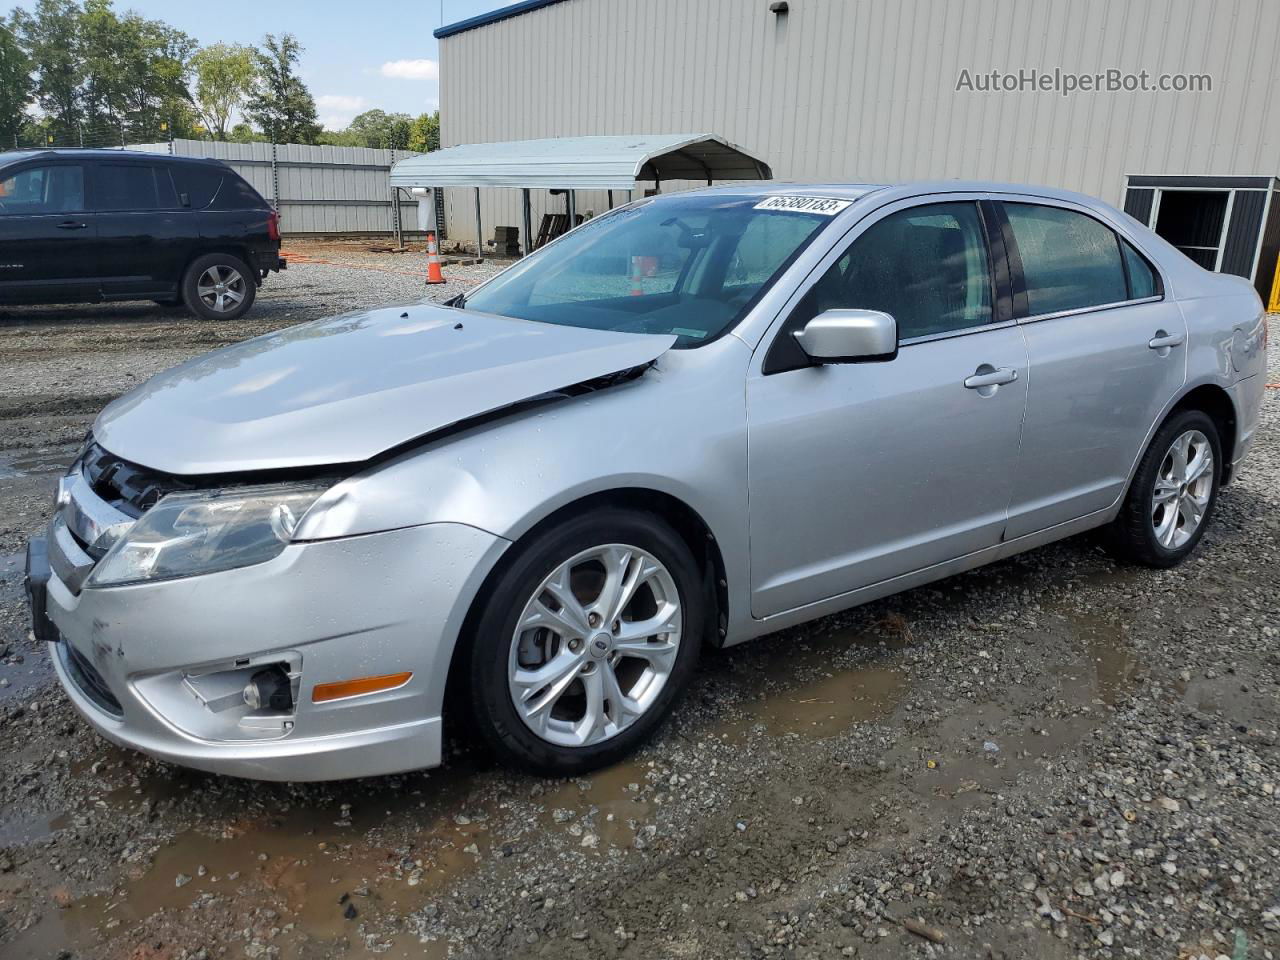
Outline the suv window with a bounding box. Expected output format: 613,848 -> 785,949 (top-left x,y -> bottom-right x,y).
170,165 -> 224,208
791,201 -> 992,341
1004,203 -> 1128,315
96,164 -> 178,211
0,165 -> 85,214
209,173 -> 266,210
1120,238 -> 1159,299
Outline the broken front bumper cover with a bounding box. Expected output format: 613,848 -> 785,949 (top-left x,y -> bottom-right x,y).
24,535 -> 56,645
28,521 -> 508,781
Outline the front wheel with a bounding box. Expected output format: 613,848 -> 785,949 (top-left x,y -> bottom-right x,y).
1107,409 -> 1221,568
465,508 -> 703,776
181,253 -> 256,321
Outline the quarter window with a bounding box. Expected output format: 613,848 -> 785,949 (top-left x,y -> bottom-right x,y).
791,202 -> 992,341
170,165 -> 224,208
1004,203 -> 1128,315
1120,238 -> 1159,299
209,174 -> 265,210
0,165 -> 85,214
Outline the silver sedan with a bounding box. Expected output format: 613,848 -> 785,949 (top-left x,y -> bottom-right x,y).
26,181 -> 1268,780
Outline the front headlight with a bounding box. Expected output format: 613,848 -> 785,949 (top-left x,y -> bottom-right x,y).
88,484 -> 327,588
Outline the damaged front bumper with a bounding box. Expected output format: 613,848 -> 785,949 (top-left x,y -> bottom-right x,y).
27,517 -> 508,781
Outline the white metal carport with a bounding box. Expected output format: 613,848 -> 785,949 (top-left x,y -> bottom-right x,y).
388,134 -> 773,257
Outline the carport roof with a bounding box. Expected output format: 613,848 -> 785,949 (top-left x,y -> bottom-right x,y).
387,134 -> 773,191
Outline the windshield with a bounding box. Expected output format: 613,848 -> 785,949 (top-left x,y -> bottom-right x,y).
461,194 -> 835,346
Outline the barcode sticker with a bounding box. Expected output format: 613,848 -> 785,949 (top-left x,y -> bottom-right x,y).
754,195 -> 853,216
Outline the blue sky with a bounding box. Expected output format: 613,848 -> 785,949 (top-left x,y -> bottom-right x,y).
12,0 -> 515,128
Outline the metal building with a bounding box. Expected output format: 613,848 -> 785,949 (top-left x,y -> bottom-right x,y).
435,0 -> 1280,295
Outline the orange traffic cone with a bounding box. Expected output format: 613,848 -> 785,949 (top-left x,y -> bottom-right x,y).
425,231 -> 446,285
629,255 -> 657,296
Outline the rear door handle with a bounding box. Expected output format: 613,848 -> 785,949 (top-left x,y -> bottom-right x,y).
56,220 -> 88,230
963,366 -> 1019,389
1148,331 -> 1185,350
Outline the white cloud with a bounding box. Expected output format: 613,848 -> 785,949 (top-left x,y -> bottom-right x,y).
315,94 -> 369,128
380,59 -> 440,80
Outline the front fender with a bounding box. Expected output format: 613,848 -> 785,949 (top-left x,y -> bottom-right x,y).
294,340 -> 755,636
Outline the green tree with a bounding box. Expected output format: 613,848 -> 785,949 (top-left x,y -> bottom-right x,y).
228,120 -> 268,143
316,127 -> 360,146
12,0 -> 83,144
245,33 -> 320,144
119,11 -> 195,137
345,108 -> 412,149
407,110 -> 439,153
0,18 -> 33,148
77,0 -> 194,143
190,43 -> 256,140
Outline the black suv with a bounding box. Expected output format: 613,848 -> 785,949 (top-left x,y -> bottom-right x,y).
0,149 -> 285,321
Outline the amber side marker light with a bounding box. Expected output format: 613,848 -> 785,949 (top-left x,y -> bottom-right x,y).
312,672 -> 413,703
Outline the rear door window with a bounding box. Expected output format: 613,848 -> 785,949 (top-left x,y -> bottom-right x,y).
0,165 -> 85,214
1003,203 -> 1128,315
96,164 -> 177,211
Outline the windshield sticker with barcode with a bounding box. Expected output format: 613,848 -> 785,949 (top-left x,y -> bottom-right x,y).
754,195 -> 853,215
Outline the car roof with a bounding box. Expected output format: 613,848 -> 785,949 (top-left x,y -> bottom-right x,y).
684,179 -> 1118,214
0,149 -> 226,168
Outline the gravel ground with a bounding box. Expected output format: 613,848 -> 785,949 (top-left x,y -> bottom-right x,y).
0,254 -> 1275,960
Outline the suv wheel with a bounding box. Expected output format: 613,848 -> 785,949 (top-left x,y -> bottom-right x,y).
182,253 -> 256,321
465,508 -> 703,775
1107,409 -> 1221,568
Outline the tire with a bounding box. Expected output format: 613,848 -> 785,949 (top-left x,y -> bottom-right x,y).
465,507 -> 704,776
181,253 -> 256,321
1107,409 -> 1221,568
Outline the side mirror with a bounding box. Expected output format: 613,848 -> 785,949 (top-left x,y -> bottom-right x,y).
793,309 -> 898,363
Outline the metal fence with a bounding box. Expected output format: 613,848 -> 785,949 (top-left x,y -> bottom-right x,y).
128,139 -> 427,236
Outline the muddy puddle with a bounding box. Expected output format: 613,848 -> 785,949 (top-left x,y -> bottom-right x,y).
714,615 -> 917,741
5,743 -> 673,959
920,604 -> 1139,800
1077,613 -> 1139,705
0,450 -> 71,481
738,663 -> 907,737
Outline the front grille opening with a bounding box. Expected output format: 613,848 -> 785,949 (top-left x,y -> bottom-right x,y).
75,441 -> 347,520
59,642 -> 124,718
81,443 -> 194,519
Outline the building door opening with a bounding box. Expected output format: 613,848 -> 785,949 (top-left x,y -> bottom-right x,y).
1152,190 -> 1229,270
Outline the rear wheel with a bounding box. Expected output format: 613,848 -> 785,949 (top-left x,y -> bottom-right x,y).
1108,409 -> 1221,567
465,508 -> 703,775
181,253 -> 256,321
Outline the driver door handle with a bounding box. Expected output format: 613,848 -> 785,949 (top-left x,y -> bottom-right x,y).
56,220 -> 88,230
1148,332 -> 1185,349
963,366 -> 1018,389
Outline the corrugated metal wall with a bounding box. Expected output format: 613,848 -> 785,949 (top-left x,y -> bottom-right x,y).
1220,189 -> 1268,278
438,0 -> 1280,246
129,140 -> 424,235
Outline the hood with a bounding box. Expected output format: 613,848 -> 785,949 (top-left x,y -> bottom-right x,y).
94,304 -> 675,475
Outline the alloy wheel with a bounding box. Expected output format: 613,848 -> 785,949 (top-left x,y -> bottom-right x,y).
1150,428 -> 1214,550
196,264 -> 247,314
507,543 -> 682,747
